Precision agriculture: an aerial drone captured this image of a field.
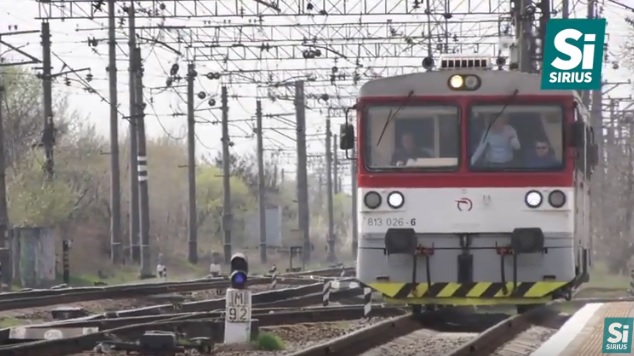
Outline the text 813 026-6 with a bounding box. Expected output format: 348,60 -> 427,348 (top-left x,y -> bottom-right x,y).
364,217 -> 416,227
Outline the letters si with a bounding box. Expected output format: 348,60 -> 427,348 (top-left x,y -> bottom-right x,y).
608,322 -> 630,343
551,29 -> 596,70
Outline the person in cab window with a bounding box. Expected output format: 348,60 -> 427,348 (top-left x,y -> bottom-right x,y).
470,115 -> 521,166
525,140 -> 559,168
391,132 -> 432,166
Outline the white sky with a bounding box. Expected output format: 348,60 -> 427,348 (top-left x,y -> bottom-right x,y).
0,0 -> 632,192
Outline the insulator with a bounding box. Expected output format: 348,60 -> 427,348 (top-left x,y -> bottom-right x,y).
197,92 -> 206,99
170,64 -> 179,76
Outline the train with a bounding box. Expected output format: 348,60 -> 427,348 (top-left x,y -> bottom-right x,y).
339,55 -> 597,313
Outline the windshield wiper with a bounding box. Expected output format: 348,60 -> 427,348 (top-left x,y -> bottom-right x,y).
479,89 -> 519,143
376,90 -> 415,146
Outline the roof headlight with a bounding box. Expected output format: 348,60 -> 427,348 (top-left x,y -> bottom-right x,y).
464,75 -> 481,89
448,75 -> 464,89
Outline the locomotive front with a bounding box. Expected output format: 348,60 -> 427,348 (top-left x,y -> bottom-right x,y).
340,56 -> 596,312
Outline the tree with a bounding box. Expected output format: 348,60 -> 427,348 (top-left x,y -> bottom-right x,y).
0,67 -> 71,168
211,151 -> 280,195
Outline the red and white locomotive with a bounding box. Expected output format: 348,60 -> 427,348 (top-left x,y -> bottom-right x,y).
339,55 -> 597,311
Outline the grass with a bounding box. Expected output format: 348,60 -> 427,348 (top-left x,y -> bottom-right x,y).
0,317 -> 23,328
254,332 -> 285,351
0,317 -> 47,328
583,263 -> 629,290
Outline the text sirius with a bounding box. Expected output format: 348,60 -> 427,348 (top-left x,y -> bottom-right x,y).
602,317 -> 634,353
541,19 -> 606,90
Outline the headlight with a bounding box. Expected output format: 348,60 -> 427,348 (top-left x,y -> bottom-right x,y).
548,190 -> 566,208
464,75 -> 480,89
387,191 -> 404,209
525,190 -> 543,208
364,191 -> 381,209
448,75 -> 464,89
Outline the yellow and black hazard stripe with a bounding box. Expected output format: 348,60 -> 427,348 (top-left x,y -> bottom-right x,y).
367,281 -> 568,299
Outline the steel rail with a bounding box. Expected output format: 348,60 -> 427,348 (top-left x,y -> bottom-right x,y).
287,313 -> 420,356
0,277 -> 314,312
0,266 -> 353,311
16,305 -> 404,330
106,283 -> 362,317
0,266 -> 352,298
446,303 -> 560,356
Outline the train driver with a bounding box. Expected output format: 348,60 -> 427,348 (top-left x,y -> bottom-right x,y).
525,140 -> 559,168
470,115 -> 521,167
391,132 -> 432,166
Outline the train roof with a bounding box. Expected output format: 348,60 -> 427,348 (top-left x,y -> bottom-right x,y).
359,70 -> 582,99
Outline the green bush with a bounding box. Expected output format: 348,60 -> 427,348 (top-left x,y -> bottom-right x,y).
255,332 -> 284,351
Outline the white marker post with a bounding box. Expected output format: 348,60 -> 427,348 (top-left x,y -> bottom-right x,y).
224,288 -> 252,343
224,253 -> 252,344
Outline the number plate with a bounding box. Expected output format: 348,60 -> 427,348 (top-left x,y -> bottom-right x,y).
363,217 -> 417,227
226,290 -> 251,323
226,306 -> 249,322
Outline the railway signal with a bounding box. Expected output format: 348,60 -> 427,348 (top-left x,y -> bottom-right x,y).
224,253 -> 252,344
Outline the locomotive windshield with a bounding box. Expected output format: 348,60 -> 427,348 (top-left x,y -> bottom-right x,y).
469,105 -> 564,171
365,105 -> 460,170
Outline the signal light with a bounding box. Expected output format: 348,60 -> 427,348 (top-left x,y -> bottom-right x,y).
230,270 -> 247,289
230,253 -> 249,289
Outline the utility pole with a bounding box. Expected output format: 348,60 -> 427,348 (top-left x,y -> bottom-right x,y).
513,0 -> 534,73
588,0 -> 602,262
325,118 -> 336,262
256,100 -> 267,264
135,47 -> 151,278
221,86 -> 233,264
40,22 -> 55,180
351,139 -> 358,259
127,3 -> 140,264
294,81 -> 310,263
186,62 -> 198,264
333,134 -> 339,195
106,0 -> 122,263
0,79 -> 8,250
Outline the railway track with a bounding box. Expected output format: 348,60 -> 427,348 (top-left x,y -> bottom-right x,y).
0,267 -> 352,312
0,268 -> 366,354
288,295 -> 634,356
288,308 -> 507,356
0,304 -> 400,355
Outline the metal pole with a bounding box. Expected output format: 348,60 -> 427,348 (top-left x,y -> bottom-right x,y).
0,79 -> 7,251
333,134 -> 339,195
514,0 -> 534,73
325,118 -> 336,262
256,100 -> 267,264
582,0 -> 596,106
62,240 -> 70,285
294,81 -> 310,263
135,47 -> 152,278
41,22 -> 55,180
186,63 -> 198,264
351,140 -> 358,259
221,86 -> 233,264
127,4 -> 140,264
106,0 -> 122,263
